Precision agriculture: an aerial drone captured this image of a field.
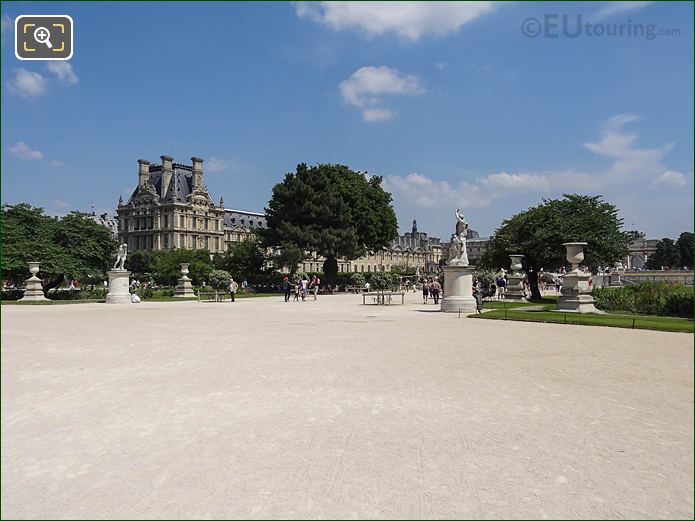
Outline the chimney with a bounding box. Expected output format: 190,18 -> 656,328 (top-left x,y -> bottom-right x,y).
138,159 -> 150,187
191,156 -> 204,189
160,155 -> 173,198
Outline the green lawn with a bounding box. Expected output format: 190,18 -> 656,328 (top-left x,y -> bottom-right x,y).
472,302 -> 693,333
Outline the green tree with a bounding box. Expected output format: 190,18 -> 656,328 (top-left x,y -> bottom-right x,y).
229,238 -> 266,282
126,250 -> 155,279
2,204 -> 117,294
676,232 -> 693,269
270,242 -> 307,276
208,269 -> 231,291
259,163 -> 398,284
151,249 -> 213,286
479,195 -> 631,300
646,238 -> 681,270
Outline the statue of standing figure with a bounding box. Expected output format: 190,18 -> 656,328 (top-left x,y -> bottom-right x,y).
113,244 -> 128,271
448,209 -> 469,266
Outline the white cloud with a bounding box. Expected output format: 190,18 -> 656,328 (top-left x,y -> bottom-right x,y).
362,108 -> 395,122
8,142 -> 43,160
584,113 -> 673,178
434,61 -> 450,71
1,14 -> 11,41
206,157 -> 241,173
480,172 -> 551,193
46,61 -> 78,84
384,173 -> 488,210
49,159 -> 65,168
652,170 -> 687,187
6,68 -> 47,98
295,1 -> 497,41
593,1 -> 652,21
339,66 -> 424,121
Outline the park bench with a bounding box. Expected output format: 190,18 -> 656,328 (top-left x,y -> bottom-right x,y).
362,291 -> 405,305
197,291 -> 228,302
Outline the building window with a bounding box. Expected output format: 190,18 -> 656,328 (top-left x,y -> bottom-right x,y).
204,236 -> 209,250
215,237 -> 220,250
179,234 -> 185,248
164,234 -> 170,249
192,235 -> 198,249
204,218 -> 209,230
192,217 -> 197,229
164,214 -> 169,228
179,214 -> 185,228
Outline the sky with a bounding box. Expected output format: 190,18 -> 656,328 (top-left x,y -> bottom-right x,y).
2,1 -> 693,239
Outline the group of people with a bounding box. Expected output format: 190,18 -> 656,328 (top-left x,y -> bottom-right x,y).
420,277 -> 442,305
281,275 -> 321,302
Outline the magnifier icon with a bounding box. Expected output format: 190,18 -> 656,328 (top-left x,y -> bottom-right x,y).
33,26 -> 53,49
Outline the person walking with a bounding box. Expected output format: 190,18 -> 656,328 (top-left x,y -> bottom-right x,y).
293,279 -> 300,301
300,277 -> 308,301
431,279 -> 441,305
554,275 -> 562,293
422,280 -> 430,304
473,283 -> 484,313
282,276 -> 291,302
311,275 -> 320,300
495,275 -> 506,299
228,278 -> 239,302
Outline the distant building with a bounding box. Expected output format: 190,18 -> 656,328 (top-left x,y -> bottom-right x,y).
117,156 -> 225,252
88,212 -> 119,240
293,220 -> 444,275
223,208 -> 267,246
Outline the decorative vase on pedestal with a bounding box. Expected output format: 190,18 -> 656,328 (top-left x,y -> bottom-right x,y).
20,261 -> 48,301
174,263 -> 195,297
555,242 -> 602,313
505,254 -> 527,301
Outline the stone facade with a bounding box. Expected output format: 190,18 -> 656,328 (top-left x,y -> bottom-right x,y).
294,221 -> 443,275
117,156 -> 225,253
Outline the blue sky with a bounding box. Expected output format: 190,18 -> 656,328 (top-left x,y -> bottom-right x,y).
2,1 -> 693,239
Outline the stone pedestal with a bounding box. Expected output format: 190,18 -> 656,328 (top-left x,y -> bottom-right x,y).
505,274 -> 527,301
20,277 -> 48,301
20,261 -> 48,301
174,276 -> 195,297
105,270 -> 131,304
609,272 -> 623,287
440,265 -> 477,313
556,270 -> 602,313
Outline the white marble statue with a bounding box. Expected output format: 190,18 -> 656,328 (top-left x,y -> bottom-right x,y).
448,209 -> 469,266
113,244 -> 128,271
448,233 -> 462,263
455,208 -> 468,238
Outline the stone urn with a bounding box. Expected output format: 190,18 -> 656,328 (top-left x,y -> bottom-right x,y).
175,263 -> 195,297
28,261 -> 41,278
20,261 -> 48,301
509,254 -> 524,275
563,242 -> 587,271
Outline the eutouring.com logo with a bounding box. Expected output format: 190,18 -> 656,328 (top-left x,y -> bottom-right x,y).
521,14 -> 680,41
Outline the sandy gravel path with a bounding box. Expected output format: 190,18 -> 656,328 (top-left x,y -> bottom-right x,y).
2,293 -> 692,519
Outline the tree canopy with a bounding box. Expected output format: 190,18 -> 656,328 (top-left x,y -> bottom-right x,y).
212,238 -> 266,282
677,232 -> 693,269
2,204 -> 117,292
479,195 -> 631,299
646,238 -> 681,270
259,163 -> 398,283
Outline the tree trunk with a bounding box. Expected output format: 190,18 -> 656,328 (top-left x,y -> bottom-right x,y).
322,256 -> 338,286
42,275 -> 64,297
527,270 -> 542,301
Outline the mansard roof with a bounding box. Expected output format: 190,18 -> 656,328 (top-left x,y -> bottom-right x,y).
126,165 -> 216,206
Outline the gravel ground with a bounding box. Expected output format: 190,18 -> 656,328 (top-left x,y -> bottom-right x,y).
2,293 -> 693,519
